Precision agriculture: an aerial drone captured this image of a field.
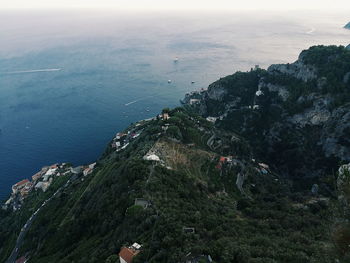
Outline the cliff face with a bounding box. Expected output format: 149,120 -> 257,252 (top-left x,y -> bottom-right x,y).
187,45 -> 350,185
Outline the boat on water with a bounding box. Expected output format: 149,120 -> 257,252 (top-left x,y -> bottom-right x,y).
168,80 -> 172,83
174,57 -> 179,63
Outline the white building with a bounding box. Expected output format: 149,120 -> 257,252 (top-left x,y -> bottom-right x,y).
189,99 -> 200,105
206,117 -> 217,123
143,154 -> 160,162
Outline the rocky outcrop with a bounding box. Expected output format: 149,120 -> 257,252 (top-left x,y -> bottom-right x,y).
265,83 -> 289,101
337,163 -> 350,189
268,60 -> 317,82
206,82 -> 228,101
289,94 -> 332,127
321,105 -> 350,160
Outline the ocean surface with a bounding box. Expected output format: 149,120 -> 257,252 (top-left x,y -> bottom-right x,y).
0,10 -> 349,200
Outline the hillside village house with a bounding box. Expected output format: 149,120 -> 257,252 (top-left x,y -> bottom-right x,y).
19,182 -> 33,197
83,167 -> 92,176
162,112 -> 170,120
32,171 -> 43,182
134,198 -> 150,209
35,180 -> 52,192
12,179 -> 31,194
189,98 -> 200,105
119,243 -> 141,263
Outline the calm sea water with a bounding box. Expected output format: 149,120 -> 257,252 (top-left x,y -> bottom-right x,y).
0,10 -> 349,200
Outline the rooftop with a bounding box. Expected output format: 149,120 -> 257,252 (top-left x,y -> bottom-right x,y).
119,246 -> 140,263
13,179 -> 30,188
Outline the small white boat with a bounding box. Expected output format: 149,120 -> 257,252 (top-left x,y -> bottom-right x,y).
174,57 -> 179,62
168,80 -> 172,83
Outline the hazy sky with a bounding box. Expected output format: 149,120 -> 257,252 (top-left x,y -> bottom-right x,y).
1,0 -> 349,11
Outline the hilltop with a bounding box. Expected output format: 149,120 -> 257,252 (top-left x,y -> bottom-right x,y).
1,45 -> 350,263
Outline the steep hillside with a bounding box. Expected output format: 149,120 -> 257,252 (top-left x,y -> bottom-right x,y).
185,45 -> 350,189
1,45 -> 350,263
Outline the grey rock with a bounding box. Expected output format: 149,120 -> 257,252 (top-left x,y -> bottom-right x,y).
321,105 -> 350,161
268,60 -> 317,82
311,184 -> 319,195
206,82 -> 227,101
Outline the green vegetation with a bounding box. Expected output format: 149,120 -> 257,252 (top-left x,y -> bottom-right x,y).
1,45 -> 350,262
0,108 -> 337,263
301,45 -> 350,98
0,174 -> 71,262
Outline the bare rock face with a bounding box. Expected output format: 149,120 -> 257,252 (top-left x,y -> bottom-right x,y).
207,82 -> 228,101
266,83 -> 289,101
268,60 -> 317,82
321,105 -> 350,161
289,94 -> 332,127
337,163 -> 350,189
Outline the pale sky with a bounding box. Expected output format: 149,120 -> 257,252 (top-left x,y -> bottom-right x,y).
1,0 -> 349,11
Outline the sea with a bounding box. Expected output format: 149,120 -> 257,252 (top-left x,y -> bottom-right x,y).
0,9 -> 349,200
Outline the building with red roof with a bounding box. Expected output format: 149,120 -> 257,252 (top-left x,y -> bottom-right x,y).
15,256 -> 27,263
119,243 -> 141,263
12,179 -> 30,194
219,156 -> 226,162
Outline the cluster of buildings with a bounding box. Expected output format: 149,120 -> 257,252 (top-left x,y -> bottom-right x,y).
3,163 -> 67,210
181,89 -> 206,105
111,125 -> 143,152
3,162 -> 96,211
215,156 -> 238,170
111,112 -> 172,153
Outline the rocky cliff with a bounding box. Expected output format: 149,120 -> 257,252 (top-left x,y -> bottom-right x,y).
185,45 -> 350,189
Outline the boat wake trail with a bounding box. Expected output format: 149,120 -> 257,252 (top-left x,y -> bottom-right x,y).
1,68 -> 62,75
125,95 -> 155,106
306,28 -> 315,34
